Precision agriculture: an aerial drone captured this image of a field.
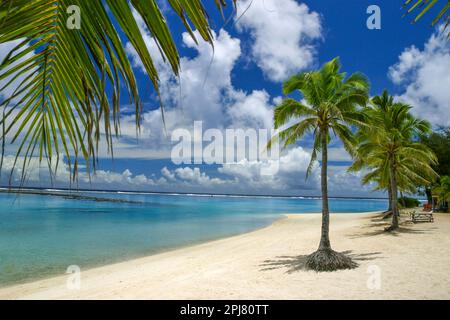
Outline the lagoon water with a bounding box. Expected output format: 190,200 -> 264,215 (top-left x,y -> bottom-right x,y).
0,191 -> 387,286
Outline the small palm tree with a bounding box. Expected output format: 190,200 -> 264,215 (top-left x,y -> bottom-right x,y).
0,0 -> 234,182
269,58 -> 369,271
352,91 -> 438,230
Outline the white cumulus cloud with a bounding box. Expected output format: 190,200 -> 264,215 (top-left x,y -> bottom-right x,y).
235,0 -> 322,82
389,26 -> 450,126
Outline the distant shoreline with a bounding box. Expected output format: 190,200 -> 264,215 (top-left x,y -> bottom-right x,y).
0,186 -> 391,201
0,188 -> 144,204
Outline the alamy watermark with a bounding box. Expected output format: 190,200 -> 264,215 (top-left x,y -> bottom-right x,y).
67,5 -> 81,30
367,5 -> 381,30
366,264 -> 382,290
171,121 -> 280,175
66,265 -> 81,290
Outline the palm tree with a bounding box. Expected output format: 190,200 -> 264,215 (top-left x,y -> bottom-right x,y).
433,175 -> 450,211
351,91 -> 438,230
402,0 -> 449,36
269,58 -> 370,271
350,91 -> 436,218
0,0 -> 235,182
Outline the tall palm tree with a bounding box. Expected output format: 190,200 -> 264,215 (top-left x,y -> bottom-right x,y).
0,0 -> 235,182
269,58 -> 369,271
351,91 -> 438,231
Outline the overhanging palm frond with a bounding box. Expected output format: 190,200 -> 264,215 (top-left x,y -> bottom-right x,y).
0,0 -> 236,183
403,0 -> 450,37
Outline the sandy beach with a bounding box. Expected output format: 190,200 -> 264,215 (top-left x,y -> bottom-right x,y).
1,212 -> 449,300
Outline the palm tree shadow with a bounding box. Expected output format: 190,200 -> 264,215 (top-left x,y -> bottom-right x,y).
260,250 -> 382,273
347,215 -> 436,238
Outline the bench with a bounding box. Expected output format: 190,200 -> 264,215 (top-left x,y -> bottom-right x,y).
410,212 -> 434,223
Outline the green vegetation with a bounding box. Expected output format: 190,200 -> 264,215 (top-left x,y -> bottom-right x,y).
420,128 -> 450,177
433,175 -> 450,212
418,128 -> 450,203
269,58 -> 369,271
398,196 -> 421,208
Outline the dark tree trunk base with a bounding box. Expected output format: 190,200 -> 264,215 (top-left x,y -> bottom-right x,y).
382,211 -> 400,220
305,248 -> 358,272
382,211 -> 392,219
384,225 -> 398,232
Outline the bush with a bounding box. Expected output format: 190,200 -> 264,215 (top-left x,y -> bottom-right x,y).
398,197 -> 421,208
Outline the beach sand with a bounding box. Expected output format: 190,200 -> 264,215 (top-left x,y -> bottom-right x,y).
1,212 -> 449,300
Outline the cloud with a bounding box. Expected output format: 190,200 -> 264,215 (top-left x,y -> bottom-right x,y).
389,26 -> 450,126
120,21 -> 276,160
328,166 -> 380,197
0,149 -> 383,197
219,147 -> 320,192
235,0 -> 322,82
174,167 -> 226,186
227,90 -> 274,129
0,154 -> 164,189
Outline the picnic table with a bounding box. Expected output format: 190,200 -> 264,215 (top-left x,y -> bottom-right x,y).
410,211 -> 434,223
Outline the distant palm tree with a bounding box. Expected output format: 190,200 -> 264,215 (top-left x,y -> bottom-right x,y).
0,0 -> 234,182
351,91 -> 438,230
269,58 -> 369,271
433,175 -> 450,211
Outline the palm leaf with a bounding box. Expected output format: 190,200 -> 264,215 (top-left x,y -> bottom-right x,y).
0,0 -> 235,183
403,0 -> 450,36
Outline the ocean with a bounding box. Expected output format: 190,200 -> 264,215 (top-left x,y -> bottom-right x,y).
0,190 -> 388,286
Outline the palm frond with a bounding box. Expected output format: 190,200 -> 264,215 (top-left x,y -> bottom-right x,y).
273,98 -> 316,129
403,0 -> 450,36
0,0 -> 235,183
273,57 -> 369,181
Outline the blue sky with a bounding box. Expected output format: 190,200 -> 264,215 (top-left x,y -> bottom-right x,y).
131,0 -> 439,107
1,0 -> 449,197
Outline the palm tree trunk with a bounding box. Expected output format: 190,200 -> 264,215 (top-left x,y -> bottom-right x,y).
305,130 -> 357,271
382,186 -> 393,219
319,131 -> 331,249
387,187 -> 392,212
389,159 -> 399,230
400,191 -> 404,209
425,187 -> 432,205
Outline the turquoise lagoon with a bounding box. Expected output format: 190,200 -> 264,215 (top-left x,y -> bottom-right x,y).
0,191 -> 387,286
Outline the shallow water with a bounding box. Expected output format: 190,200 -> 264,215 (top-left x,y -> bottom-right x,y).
0,191 -> 388,286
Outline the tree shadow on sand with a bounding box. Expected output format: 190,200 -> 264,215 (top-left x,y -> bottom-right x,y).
260,250 -> 382,273
347,214 -> 437,238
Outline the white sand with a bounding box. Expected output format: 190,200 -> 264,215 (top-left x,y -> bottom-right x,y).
1,212 -> 449,300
